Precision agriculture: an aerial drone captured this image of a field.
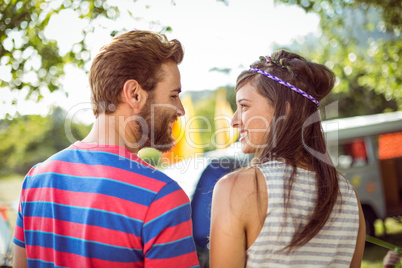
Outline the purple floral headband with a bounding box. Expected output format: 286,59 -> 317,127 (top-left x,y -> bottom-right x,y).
249,56 -> 319,106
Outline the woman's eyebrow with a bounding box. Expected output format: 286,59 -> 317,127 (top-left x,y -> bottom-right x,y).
237,98 -> 251,103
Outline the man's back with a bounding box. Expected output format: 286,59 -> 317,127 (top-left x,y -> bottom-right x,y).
14,141 -> 198,267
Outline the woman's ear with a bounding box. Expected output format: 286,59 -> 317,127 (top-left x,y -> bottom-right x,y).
121,79 -> 148,113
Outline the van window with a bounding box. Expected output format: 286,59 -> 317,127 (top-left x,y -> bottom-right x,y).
335,139 -> 368,169
378,131 -> 402,160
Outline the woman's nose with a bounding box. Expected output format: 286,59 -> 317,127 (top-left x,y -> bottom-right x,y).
231,109 -> 239,128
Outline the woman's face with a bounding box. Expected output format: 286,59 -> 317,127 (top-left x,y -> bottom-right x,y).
232,83 -> 275,154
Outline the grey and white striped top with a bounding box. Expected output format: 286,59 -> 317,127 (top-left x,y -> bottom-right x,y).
246,161 -> 359,268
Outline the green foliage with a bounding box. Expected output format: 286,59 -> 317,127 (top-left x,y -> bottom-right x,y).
273,0 -> 401,117
0,0 -> 118,98
361,218 -> 402,267
138,147 -> 162,168
0,107 -> 91,176
275,0 -> 401,31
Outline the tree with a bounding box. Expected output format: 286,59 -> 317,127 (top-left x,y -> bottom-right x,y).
0,0 -> 118,100
275,0 -> 401,31
274,0 -> 402,115
0,107 -> 90,176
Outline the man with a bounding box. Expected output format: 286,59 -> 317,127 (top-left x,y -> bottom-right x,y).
13,30 -> 200,267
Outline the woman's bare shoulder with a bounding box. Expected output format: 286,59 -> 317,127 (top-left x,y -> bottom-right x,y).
214,166 -> 266,203
217,167 -> 259,188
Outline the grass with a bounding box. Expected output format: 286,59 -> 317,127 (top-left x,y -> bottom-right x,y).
362,218 -> 402,267
1,174 -> 402,266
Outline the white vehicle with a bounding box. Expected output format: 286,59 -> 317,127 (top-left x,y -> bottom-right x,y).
324,111 -> 402,236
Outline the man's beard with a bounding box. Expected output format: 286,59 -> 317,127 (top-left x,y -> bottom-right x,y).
137,99 -> 177,153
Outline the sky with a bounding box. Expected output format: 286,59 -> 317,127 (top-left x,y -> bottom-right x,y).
1,0 -> 320,123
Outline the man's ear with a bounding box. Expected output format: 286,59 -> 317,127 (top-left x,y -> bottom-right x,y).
121,79 -> 148,113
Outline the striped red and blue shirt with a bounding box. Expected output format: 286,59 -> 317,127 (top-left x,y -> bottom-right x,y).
14,141 -> 199,267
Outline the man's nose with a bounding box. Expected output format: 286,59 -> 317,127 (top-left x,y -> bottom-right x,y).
177,99 -> 185,117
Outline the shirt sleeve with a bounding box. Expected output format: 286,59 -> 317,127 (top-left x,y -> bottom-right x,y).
13,197 -> 25,248
142,181 -> 199,268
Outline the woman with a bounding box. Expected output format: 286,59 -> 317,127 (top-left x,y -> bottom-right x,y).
210,50 -> 366,267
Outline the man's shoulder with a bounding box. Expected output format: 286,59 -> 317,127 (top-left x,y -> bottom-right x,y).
27,145 -> 73,171
130,164 -> 185,194
27,144 -> 186,195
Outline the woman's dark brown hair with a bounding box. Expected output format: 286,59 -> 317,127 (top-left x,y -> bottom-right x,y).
89,30 -> 184,116
236,49 -> 339,251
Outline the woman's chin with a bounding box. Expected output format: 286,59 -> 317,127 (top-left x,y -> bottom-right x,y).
240,144 -> 256,155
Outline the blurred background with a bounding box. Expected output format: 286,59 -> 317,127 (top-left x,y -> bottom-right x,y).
0,0 -> 401,267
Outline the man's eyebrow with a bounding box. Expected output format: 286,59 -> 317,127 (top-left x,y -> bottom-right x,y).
171,88 -> 181,93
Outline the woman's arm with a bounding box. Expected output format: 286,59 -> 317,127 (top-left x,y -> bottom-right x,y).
350,190 -> 366,268
210,174 -> 248,268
